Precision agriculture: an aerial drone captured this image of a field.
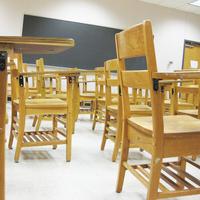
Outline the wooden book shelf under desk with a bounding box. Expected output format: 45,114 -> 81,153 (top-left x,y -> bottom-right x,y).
0,36 -> 75,200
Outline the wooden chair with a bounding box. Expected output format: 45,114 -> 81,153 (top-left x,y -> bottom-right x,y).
32,58 -> 67,131
116,20 -> 200,199
8,60 -> 79,162
100,59 -> 120,161
50,73 -> 80,135
176,83 -> 200,118
164,81 -> 197,112
79,70 -> 96,119
101,59 -> 151,162
33,60 -> 79,133
172,71 -> 200,117
92,67 -> 105,130
171,81 -> 200,161
32,58 -> 79,131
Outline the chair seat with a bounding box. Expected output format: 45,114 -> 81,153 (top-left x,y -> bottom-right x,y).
80,93 -> 96,101
177,109 -> 198,117
45,93 -> 66,100
97,97 -> 118,103
80,92 -> 95,97
112,97 -> 118,104
128,115 -> 200,135
165,99 -> 194,106
97,97 -> 106,102
164,99 -> 195,109
108,104 -> 152,114
14,98 -> 67,108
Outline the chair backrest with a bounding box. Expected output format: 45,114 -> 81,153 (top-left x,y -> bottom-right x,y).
10,66 -> 26,109
79,71 -> 96,94
115,21 -> 156,86
95,67 -> 105,99
10,56 -> 35,101
116,20 -> 164,139
36,58 -> 45,73
104,59 -> 119,106
36,58 -> 49,97
36,58 -> 61,95
171,81 -> 200,118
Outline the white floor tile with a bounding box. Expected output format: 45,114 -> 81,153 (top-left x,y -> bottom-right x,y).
5,103 -> 200,200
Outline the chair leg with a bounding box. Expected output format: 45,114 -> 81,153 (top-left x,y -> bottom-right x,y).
112,141 -> 120,162
35,115 -> 42,131
74,93 -> 79,122
90,100 -> 95,120
192,156 -> 197,161
116,124 -> 129,193
139,148 -> 144,152
8,104 -> 17,149
177,157 -> 186,189
112,118 -> 122,162
100,111 -> 110,150
72,103 -> 77,134
66,135 -> 72,162
52,115 -> 57,150
92,114 -> 97,130
32,115 -> 38,127
92,101 -> 98,130
14,111 -> 25,163
146,155 -> 162,200
66,113 -> 73,162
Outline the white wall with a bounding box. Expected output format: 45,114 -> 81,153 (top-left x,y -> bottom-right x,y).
1,0 -> 200,71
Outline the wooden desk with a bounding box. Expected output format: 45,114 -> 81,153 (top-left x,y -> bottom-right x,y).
0,36 -> 75,200
153,71 -> 200,80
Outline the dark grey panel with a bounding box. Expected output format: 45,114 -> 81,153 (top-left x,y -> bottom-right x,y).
126,57 -> 147,70
22,15 -> 147,70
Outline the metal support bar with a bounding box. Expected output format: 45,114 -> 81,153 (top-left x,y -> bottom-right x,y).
153,78 -> 161,91
118,86 -> 122,96
19,75 -> 24,87
0,52 -> 7,71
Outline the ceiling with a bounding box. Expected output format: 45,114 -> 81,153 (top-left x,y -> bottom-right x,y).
140,0 -> 200,15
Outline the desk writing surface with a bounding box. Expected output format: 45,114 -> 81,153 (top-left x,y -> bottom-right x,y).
0,36 -> 75,54
153,72 -> 200,80
21,70 -> 80,77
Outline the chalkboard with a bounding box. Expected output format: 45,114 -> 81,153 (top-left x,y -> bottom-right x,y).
22,15 -> 147,70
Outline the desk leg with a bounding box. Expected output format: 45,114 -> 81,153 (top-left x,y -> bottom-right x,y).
0,51 -> 7,200
73,79 -> 80,128
66,77 -> 73,162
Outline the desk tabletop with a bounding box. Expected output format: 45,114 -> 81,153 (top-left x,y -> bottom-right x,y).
20,70 -> 80,77
0,36 -> 75,54
153,71 -> 200,80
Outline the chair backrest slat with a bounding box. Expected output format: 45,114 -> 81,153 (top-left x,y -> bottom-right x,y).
115,20 -> 157,74
104,59 -> 119,106
95,67 -> 105,98
107,79 -> 118,87
116,24 -> 145,59
121,70 -> 150,89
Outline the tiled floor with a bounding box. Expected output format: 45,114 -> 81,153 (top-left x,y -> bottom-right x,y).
5,103 -> 200,200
